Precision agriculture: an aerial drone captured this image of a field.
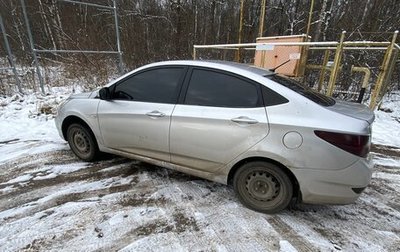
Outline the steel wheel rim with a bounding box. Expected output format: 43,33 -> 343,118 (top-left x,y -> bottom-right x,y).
245,171 -> 280,202
72,128 -> 90,155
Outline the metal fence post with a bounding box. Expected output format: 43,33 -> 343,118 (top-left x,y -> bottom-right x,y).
327,31 -> 346,96
0,14 -> 23,93
305,0 -> 315,39
20,0 -> 45,94
351,66 -> 371,103
113,0 -> 123,74
370,30 -> 399,110
234,0 -> 245,62
258,0 -> 266,37
193,46 -> 197,59
317,49 -> 330,91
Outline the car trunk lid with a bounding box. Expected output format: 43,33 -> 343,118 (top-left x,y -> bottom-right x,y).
326,100 -> 375,125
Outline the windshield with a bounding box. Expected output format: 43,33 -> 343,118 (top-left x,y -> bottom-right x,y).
266,74 -> 335,107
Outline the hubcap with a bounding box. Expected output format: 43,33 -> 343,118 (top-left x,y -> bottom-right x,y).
245,171 -> 280,201
72,129 -> 90,154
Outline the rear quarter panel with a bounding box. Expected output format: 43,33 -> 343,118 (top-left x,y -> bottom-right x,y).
223,93 -> 370,177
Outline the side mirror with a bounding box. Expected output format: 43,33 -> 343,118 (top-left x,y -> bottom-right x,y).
99,87 -> 111,100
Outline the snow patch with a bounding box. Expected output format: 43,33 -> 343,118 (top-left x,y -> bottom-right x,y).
279,240 -> 298,252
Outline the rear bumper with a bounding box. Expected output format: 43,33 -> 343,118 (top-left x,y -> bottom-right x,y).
291,157 -> 373,204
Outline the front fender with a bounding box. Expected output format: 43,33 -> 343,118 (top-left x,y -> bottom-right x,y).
59,99 -> 102,145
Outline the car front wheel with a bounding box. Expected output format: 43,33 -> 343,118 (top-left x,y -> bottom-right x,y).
67,123 -> 99,161
233,161 -> 293,214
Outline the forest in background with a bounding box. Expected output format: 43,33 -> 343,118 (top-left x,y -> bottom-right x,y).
0,0 -> 399,93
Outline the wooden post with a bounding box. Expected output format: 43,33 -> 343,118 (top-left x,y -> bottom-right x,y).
327,31 -> 346,96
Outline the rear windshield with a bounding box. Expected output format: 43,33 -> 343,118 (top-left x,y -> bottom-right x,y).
266,74 -> 335,107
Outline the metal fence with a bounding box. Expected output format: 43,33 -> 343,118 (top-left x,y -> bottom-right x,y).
193,31 -> 400,110
0,0 -> 124,94
0,14 -> 22,93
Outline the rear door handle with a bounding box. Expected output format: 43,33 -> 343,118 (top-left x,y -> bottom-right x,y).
146,110 -> 165,118
231,116 -> 259,124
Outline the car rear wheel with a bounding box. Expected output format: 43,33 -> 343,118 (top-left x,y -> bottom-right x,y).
233,161 -> 293,214
67,123 -> 99,161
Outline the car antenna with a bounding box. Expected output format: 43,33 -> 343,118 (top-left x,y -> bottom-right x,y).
270,59 -> 291,72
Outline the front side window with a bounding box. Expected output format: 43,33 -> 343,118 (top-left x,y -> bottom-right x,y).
113,67 -> 184,103
184,69 -> 260,108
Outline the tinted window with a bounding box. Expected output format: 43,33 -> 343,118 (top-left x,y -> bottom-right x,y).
261,85 -> 289,106
113,68 -> 184,103
267,74 -> 335,106
184,69 -> 260,108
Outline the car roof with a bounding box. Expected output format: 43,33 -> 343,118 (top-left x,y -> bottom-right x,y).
149,60 -> 275,76
107,60 -> 276,87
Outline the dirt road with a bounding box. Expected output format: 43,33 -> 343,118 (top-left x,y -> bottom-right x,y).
0,140 -> 399,251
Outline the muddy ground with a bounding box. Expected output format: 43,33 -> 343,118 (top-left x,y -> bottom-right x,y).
0,141 -> 399,251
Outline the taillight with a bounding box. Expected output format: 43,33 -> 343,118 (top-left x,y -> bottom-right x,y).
314,130 -> 370,158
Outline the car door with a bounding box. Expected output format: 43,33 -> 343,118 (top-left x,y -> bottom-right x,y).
170,68 -> 270,172
97,66 -> 187,162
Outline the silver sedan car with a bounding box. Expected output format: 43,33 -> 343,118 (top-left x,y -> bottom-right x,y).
55,60 -> 374,213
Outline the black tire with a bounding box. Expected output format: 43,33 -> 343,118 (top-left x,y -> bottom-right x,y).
233,161 -> 293,214
67,123 -> 99,161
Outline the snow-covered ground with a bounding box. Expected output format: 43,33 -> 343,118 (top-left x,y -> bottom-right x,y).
0,88 -> 399,251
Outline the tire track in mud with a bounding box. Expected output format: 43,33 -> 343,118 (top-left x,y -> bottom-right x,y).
108,180 -> 207,251
286,186 -> 400,251
1,175 -> 174,251
104,167 -> 225,251
0,140 -> 64,165
0,157 -> 133,194
0,149 -> 73,184
1,183 -> 140,224
368,141 -> 400,216
265,215 -> 318,251
0,147 -> 147,223
282,205 -> 353,250
0,163 -> 140,212
371,144 -> 400,170
0,146 -> 198,231
371,144 -> 400,158
365,178 -> 400,218
370,144 -> 400,215
0,144 -> 199,219
108,209 -> 201,251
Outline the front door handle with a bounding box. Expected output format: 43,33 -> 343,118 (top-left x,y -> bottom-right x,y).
231,116 -> 259,124
146,110 -> 166,118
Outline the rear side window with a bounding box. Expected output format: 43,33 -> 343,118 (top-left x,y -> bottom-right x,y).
113,67 -> 184,103
261,85 -> 289,106
184,69 -> 261,108
267,74 -> 335,106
